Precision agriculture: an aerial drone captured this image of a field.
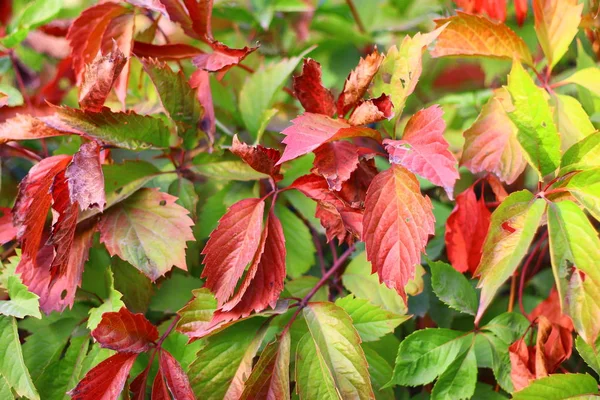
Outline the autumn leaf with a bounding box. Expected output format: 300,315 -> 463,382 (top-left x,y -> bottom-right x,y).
312,141 -> 360,191
231,135 -> 283,181
159,350 -> 195,400
91,307 -> 158,353
193,41 -> 258,74
533,0 -> 583,69
431,12 -> 534,66
363,165 -> 435,299
445,185 -> 491,274
277,113 -> 381,165
461,88 -> 527,184
153,367 -> 171,400
78,43 -> 126,112
98,188 -> 194,281
0,114 -> 79,145
190,69 -> 215,140
293,58 -> 336,116
201,198 -> 265,304
384,105 -> 459,199
65,141 -> 105,211
132,42 -> 203,60
529,288 -> 574,331
0,207 -> 17,245
337,49 -> 384,117
348,94 -> 394,126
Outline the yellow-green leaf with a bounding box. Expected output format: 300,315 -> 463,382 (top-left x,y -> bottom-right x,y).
553,94 -> 595,152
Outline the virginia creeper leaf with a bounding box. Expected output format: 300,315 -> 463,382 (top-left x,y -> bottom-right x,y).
563,169 -> 600,222
312,141 -> 360,191
567,270 -> 600,349
363,165 -> 435,299
429,260 -> 478,316
576,336 -> 600,376
512,373 -> 598,399
231,135 -> 282,181
275,204 -> 315,279
91,307 -> 158,353
98,188 -> 194,281
337,49 -> 384,116
347,95 -> 394,126
193,41 -> 258,74
68,352 -> 137,400
560,132 -> 600,175
132,42 -> 202,60
176,288 -> 217,334
431,347 -> 477,400
559,67 -> 600,99
65,141 -> 105,212
553,94 -> 595,152
0,114 -> 78,145
159,350 -> 195,400
78,44 -> 126,112
0,271 -> 41,319
293,58 -> 336,117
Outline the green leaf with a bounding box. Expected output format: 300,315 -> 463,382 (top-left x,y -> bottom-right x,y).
198,181 -> 256,238
512,374 -> 598,399
429,260 -> 478,316
564,169 -> 600,223
56,106 -> 176,150
141,59 -> 204,149
561,67 -> 600,99
176,288 -> 217,334
335,295 -> 408,342
0,316 -> 39,400
0,275 -> 41,319
506,60 -> 561,178
239,53 -> 307,141
342,251 -> 407,315
86,268 -> 124,330
112,258 -> 154,313
574,41 -> 600,114
275,204 -> 315,278
475,191 -> 546,323
0,84 -> 24,106
481,312 -> 530,344
362,346 -> 394,400
480,332 -> 515,393
553,94 -> 596,152
560,133 -> 600,175
168,178 -> 198,218
1,0 -> 62,48
297,302 -> 374,399
283,276 -> 328,302
190,160 -> 269,181
389,328 -> 472,387
149,272 -> 203,313
188,318 -> 267,400
566,268 -> 600,347
576,336 -> 600,377
431,346 -> 477,400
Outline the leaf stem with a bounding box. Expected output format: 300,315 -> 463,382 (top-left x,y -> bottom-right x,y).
518,231 -> 548,315
345,0 -> 367,34
280,244 -> 356,336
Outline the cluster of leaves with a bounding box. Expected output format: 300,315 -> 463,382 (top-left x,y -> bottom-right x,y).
1,0 -> 600,399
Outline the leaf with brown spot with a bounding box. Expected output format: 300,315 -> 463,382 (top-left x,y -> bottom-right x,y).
66,141 -> 105,211
293,58 -> 336,116
337,49 -> 385,116
79,43 -> 126,112
348,94 -> 394,126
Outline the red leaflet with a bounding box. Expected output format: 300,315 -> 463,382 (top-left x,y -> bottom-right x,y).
453,0 -> 507,22
68,352 -> 138,400
529,288 -> 574,331
337,49 -> 385,116
433,63 -> 486,91
79,44 -> 126,112
383,105 -> 459,199
347,94 -> 394,126
293,59 -> 336,116
363,165 -> 435,299
312,141 -> 360,191
445,185 -> 491,274
65,141 -> 105,211
0,207 -> 17,245
130,367 -> 151,400
92,307 -> 159,353
183,0 -> 214,40
190,69 -> 215,139
193,41 -> 258,74
231,135 -> 283,181
336,158 -> 378,208
201,198 -> 266,304
159,350 -> 195,400
515,0 -> 528,25
316,201 -> 363,244
133,42 -> 203,60
277,113 -> 381,165
152,368 -> 171,400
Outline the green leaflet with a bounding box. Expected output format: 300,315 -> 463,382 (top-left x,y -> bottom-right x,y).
512,373 -> 598,399
188,318 -> 267,399
1,0 -> 62,48
190,160 -> 269,181
283,276 -> 328,301
168,178 -> 198,218
564,168 -> 600,222
112,258 -> 154,313
342,251 -> 407,315
298,302 -> 374,399
86,268 -> 124,330
576,336 -> 600,377
362,346 -> 395,400
506,60 -> 561,178
0,316 -> 39,400
239,53 -> 307,142
553,94 -> 595,152
429,260 -> 478,316
141,60 -> 204,149
389,328 -> 472,387
481,312 -> 530,344
335,295 -> 409,342
560,133 -> 600,175
0,275 -> 41,319
431,345 -> 477,400
176,288 -> 217,334
275,204 -> 316,278
56,106 -> 176,150
475,190 -> 545,323
566,269 -> 600,347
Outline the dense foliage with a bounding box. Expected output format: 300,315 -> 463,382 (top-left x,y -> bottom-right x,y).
1,0 -> 600,398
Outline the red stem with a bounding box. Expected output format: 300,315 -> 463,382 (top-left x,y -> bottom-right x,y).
518,231 -> 548,315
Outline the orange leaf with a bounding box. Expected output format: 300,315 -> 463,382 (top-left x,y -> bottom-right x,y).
337,49 -> 385,116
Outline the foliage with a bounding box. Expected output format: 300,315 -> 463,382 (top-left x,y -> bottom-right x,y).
1,0 -> 600,399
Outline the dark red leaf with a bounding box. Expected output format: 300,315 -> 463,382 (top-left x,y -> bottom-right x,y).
312,141 -> 360,191
68,352 -> 138,400
183,0 -> 214,40
132,42 -> 203,60
130,367 -> 150,400
159,350 -> 195,400
152,368 -> 171,400
193,41 -> 258,74
65,141 -> 105,211
79,44 -> 126,112
529,288 -> 574,331
293,58 -> 335,116
0,207 -> 17,245
91,307 -> 159,353
335,158 -> 378,208
231,135 -> 282,181
189,69 -> 215,140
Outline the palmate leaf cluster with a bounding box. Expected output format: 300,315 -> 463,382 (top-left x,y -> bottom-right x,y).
1,0 -> 600,399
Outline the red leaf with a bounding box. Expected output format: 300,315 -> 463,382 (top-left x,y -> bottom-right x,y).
66,141 -> 106,211
190,69 -> 215,139
132,42 -> 203,60
509,336 -> 535,392
91,307 -> 159,353
529,288 -> 574,331
277,113 -> 381,165
433,63 -> 485,91
152,368 -> 171,400
515,0 -> 528,26
101,13 -> 135,107
159,350 -> 195,400
68,352 -> 138,400
335,158 -> 378,208
383,105 -> 459,199
201,198 -> 266,304
337,49 -> 385,116
125,0 -> 169,16
445,185 -> 491,274
293,58 -> 336,116
130,367 -> 150,400
79,44 -> 127,112
312,141 -> 360,191
193,41 -> 258,74
348,94 -> 394,126
363,165 -> 435,299
219,210 -> 286,317
0,114 -> 75,145
0,207 -> 17,245
231,135 -> 282,181
183,0 -> 214,40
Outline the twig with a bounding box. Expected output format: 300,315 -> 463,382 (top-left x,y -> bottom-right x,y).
312,228 -> 326,276
508,273 -> 517,313
518,231 -> 548,315
345,0 -> 367,34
